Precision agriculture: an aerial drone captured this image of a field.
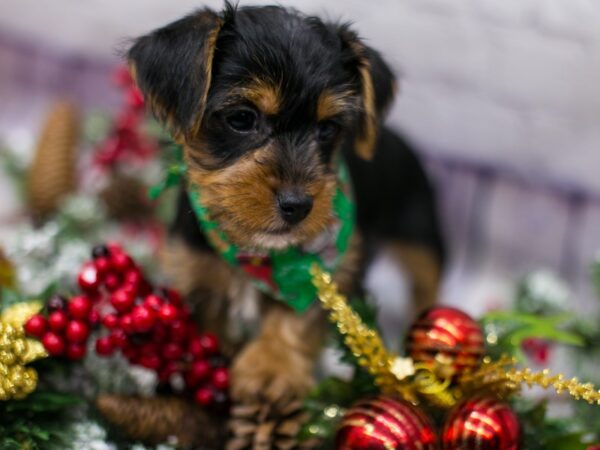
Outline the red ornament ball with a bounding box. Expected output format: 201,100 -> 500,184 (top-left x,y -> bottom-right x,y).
24,314 -> 47,338
336,396 -> 437,450
442,397 -> 520,450
406,306 -> 484,375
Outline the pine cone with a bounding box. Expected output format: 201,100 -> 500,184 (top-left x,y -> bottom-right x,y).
227,400 -> 320,450
27,101 -> 79,218
99,172 -> 152,221
96,394 -> 225,449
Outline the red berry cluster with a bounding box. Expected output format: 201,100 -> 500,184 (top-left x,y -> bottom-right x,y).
24,294 -> 96,361
94,67 -> 155,169
24,243 -> 229,407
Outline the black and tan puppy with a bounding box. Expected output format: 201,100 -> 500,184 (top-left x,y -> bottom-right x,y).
128,3 -> 444,405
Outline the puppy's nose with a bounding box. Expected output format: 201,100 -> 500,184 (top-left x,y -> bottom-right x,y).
277,190 -> 313,225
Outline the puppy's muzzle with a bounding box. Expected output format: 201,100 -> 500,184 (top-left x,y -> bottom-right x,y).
277,189 -> 313,225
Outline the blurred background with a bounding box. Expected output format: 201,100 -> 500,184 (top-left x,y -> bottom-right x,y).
2,0 -> 599,317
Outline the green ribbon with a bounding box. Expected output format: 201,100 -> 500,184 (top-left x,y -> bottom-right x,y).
187,162 -> 355,313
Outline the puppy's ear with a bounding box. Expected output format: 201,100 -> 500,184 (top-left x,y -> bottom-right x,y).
128,9 -> 222,142
339,26 -> 396,160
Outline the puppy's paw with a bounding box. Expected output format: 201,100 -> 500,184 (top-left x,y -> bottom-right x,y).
231,339 -> 314,407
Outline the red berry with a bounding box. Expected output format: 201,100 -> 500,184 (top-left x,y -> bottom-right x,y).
68,296 -> 92,320
66,320 -> 89,343
121,282 -> 139,298
111,288 -> 135,313
102,314 -> 119,329
131,305 -> 156,333
78,262 -> 100,292
194,387 -> 214,406
66,342 -> 86,360
124,269 -> 143,287
111,252 -> 133,271
158,304 -> 178,323
42,332 -> 65,356
120,314 -> 135,334
165,288 -> 182,305
188,337 -> 204,359
169,320 -> 188,343
24,314 -> 47,338
94,256 -> 112,275
199,333 -> 219,355
162,343 -> 183,361
212,368 -> 229,390
88,309 -> 100,325
104,272 -> 121,292
110,329 -> 128,349
107,243 -> 124,254
48,310 -> 68,332
144,294 -> 163,311
192,359 -> 212,379
95,336 -> 114,356
139,354 -> 161,370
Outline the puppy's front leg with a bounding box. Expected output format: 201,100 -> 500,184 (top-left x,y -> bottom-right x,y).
231,302 -> 325,406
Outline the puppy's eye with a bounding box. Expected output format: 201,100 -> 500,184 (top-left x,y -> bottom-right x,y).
317,120 -> 340,143
225,109 -> 257,132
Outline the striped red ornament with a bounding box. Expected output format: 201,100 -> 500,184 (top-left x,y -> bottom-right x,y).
406,306 -> 485,375
442,396 -> 520,450
335,396 -> 438,450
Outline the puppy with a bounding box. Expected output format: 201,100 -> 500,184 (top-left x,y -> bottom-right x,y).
128,3 -> 445,406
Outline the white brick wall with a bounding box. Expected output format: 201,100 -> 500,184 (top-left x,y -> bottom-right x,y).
2,0 -> 599,193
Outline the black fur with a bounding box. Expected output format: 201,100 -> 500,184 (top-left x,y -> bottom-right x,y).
130,3 -> 444,267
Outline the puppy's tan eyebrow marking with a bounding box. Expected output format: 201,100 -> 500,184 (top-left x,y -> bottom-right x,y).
317,90 -> 357,121
236,79 -> 281,115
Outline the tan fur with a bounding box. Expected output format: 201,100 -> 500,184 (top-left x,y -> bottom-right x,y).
185,144 -> 337,249
346,41 -> 378,161
230,231 -> 362,405
188,20 -> 223,138
316,89 -> 357,121
384,241 -> 442,312
238,79 -> 281,116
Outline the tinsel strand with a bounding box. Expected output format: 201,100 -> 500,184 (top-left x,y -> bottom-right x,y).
310,265 -> 416,402
506,368 -> 600,405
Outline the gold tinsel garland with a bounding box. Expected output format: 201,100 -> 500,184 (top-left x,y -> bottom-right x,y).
310,264 -> 600,409
0,302 -> 47,401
